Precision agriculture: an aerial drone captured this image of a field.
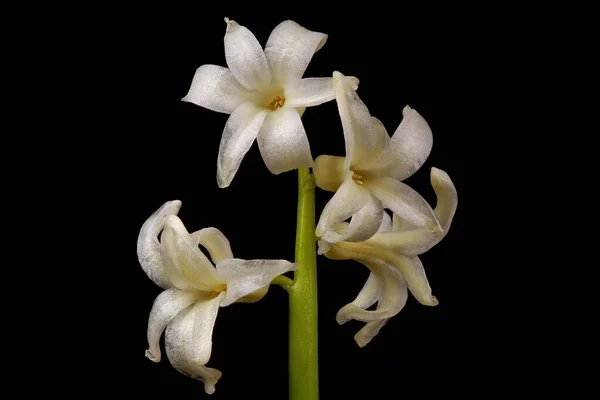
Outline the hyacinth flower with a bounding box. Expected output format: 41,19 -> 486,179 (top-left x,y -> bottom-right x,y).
183,19 -> 358,188
321,167 -> 457,346
137,200 -> 297,394
314,72 -> 441,253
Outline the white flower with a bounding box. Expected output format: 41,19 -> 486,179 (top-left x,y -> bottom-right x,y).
183,19 -> 358,188
314,72 -> 441,253
322,167 -> 457,347
137,200 -> 297,394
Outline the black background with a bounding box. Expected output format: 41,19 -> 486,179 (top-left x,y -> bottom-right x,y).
96,5 -> 468,399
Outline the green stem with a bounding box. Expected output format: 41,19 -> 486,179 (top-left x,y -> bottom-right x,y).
288,168 -> 319,400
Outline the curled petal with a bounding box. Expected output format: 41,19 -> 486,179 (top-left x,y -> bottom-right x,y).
164,293 -> 225,394
365,177 -> 440,231
388,105 -> 433,181
216,259 -> 298,306
191,228 -> 233,263
224,19 -> 271,91
284,77 -> 336,108
315,175 -> 370,240
336,273 -> 380,325
264,20 -> 327,85
137,200 -> 181,289
217,102 -> 269,188
355,319 -> 389,348
313,155 -> 346,192
181,65 -> 255,114
146,288 -> 197,362
322,194 -> 383,244
390,254 -> 437,306
370,167 -> 458,255
161,216 -> 225,292
378,211 -> 393,232
333,71 -> 392,171
257,108 -> 314,175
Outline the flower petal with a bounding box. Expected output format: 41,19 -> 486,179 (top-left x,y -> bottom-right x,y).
315,175 -> 370,240
336,258 -> 408,324
336,272 -> 380,325
378,211 -> 393,232
137,200 -> 181,289
355,319 -> 389,348
390,254 -> 437,306
191,228 -> 234,263
333,71 -> 392,171
164,292 -> 225,394
322,193 -> 383,244
388,105 -> 433,181
256,107 -> 313,175
365,177 -> 441,231
264,20 -> 327,85
217,101 -> 269,188
284,77 -> 335,108
313,155 -> 346,192
161,215 -> 225,291
181,65 -> 254,114
223,18 -> 271,91
145,288 -> 198,362
369,167 -> 458,255
216,259 -> 298,307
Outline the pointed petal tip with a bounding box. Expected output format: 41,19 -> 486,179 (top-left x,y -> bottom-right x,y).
145,349 -> 160,362
402,104 -> 413,115
224,17 -> 239,33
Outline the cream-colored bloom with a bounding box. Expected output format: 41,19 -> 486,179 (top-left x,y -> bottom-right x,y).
137,200 -> 297,394
322,167 -> 457,347
314,72 -> 440,252
183,19 -> 357,188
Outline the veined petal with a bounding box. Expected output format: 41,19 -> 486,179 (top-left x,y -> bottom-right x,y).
137,200 -> 181,289
315,175 -> 370,239
336,258 -> 408,324
313,155 -> 346,192
333,71 -> 392,171
224,18 -> 271,91
390,254 -> 437,306
365,177 -> 441,231
217,102 -> 268,188
388,105 -> 433,181
181,65 -> 254,114
322,194 -> 383,244
284,77 -> 335,108
336,273 -> 380,325
164,292 -> 225,394
146,288 -> 197,362
369,167 -> 458,255
161,215 -> 225,292
264,20 -> 327,85
216,259 -> 298,307
191,228 -> 233,263
257,107 -> 313,175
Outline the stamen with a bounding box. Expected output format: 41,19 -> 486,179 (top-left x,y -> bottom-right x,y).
350,171 -> 364,185
268,95 -> 285,110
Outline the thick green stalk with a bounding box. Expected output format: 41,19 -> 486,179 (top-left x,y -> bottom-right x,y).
288,168 -> 319,400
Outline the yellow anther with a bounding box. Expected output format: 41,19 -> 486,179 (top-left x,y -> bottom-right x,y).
350,171 -> 364,185
268,95 -> 285,110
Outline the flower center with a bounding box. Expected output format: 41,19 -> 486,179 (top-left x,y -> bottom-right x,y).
351,171 -> 363,185
267,95 -> 285,110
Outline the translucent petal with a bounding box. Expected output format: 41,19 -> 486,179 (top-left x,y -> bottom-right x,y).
336,273 -> 380,325
315,175 -> 370,239
145,288 -> 197,362
161,215 -> 225,291
164,293 -> 225,394
284,77 -> 335,108
313,155 -> 346,192
223,19 -> 271,91
365,177 -> 441,231
333,71 -> 392,171
191,228 -> 233,263
257,107 -> 313,175
137,200 -> 181,289
322,194 -> 383,244
264,20 -> 327,85
216,259 -> 298,307
181,65 -> 254,114
388,105 -> 433,181
217,102 -> 268,188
